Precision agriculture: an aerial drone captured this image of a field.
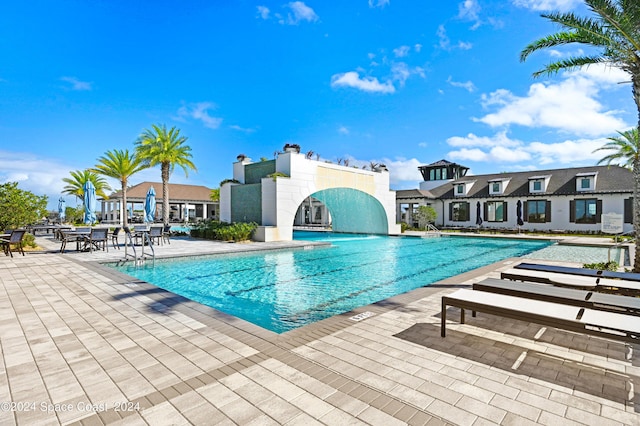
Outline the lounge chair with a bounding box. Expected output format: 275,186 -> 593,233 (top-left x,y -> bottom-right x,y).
500,268 -> 640,293
83,228 -> 109,252
441,289 -> 640,351
515,262 -> 640,282
0,230 -> 26,257
472,278 -> 640,316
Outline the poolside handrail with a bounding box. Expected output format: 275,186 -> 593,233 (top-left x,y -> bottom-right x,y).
608,230 -> 635,264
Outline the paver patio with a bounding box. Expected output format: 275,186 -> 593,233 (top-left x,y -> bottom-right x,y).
0,234 -> 637,425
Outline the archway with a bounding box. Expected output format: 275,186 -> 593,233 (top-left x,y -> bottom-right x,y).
306,188 -> 389,234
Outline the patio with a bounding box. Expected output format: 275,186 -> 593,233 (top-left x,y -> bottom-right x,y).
0,234 -> 637,425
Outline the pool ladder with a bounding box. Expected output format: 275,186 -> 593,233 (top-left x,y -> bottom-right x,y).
608,230 -> 634,266
421,224 -> 442,238
121,227 -> 155,266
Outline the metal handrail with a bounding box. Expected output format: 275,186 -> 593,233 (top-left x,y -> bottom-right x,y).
608,230 -> 635,263
426,223 -> 440,233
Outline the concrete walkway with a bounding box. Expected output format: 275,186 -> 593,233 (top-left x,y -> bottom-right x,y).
0,234 -> 638,425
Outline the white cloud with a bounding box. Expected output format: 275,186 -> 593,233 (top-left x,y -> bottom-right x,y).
448,146 -> 532,163
512,0 -> 581,11
368,0 -> 390,8
284,2 -> 318,25
330,71 -> 395,94
418,142 -> 428,148
60,76 -> 92,91
528,138 -> 608,164
257,6 -> 270,19
436,25 -> 472,51
458,0 -> 482,29
393,45 -> 410,58
229,125 -> 256,133
476,65 -> 629,137
175,102 -> 223,129
338,126 -> 350,135
446,131 -> 522,148
414,44 -> 422,53
447,76 -> 476,92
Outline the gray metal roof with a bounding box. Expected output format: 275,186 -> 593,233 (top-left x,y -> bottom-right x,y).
427,165 -> 632,199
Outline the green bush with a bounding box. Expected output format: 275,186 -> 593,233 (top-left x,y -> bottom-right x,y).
583,261 -> 619,271
191,220 -> 257,242
23,233 -> 37,248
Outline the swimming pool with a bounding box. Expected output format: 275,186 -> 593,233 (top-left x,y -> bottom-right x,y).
108,232 -> 552,333
525,243 -> 623,264
170,225 -> 191,233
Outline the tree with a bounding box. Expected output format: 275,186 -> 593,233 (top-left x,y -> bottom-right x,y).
210,188 -> 220,202
520,0 -> 640,271
594,128 -> 640,269
135,124 -> 197,226
0,182 -> 48,230
92,149 -> 148,227
62,170 -> 111,202
414,205 -> 437,230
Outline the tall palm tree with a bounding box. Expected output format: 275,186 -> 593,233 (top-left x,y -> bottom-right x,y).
594,128 -> 640,269
92,149 -> 148,227
134,124 -> 197,226
520,0 -> 640,271
62,170 -> 111,202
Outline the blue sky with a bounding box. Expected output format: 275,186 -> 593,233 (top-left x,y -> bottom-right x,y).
1,0 -> 635,209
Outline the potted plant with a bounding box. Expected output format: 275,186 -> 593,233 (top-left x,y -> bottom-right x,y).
283,143 -> 301,153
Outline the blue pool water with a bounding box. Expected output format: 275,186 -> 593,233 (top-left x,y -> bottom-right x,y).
109,232 -> 552,333
170,225 -> 191,233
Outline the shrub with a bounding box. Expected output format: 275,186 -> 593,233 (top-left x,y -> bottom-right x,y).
23,233 -> 37,248
191,220 -> 257,242
583,261 -> 619,271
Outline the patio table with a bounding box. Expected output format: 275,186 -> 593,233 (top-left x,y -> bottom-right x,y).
59,231 -> 91,253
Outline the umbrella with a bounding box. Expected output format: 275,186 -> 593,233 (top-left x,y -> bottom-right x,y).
58,197 -> 66,221
144,186 -> 156,223
516,200 -> 524,226
127,205 -> 133,219
475,201 -> 483,226
83,181 -> 97,224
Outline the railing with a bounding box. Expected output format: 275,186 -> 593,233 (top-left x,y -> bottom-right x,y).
121,228 -> 155,266
422,223 -> 441,238
608,230 -> 635,264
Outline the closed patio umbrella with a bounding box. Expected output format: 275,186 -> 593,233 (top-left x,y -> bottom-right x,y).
83,181 -> 97,224
475,201 -> 483,226
58,197 -> 66,221
516,200 -> 524,226
145,186 -> 156,223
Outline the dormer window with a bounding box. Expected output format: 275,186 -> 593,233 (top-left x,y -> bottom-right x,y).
576,172 -> 597,192
528,175 -> 551,193
454,180 -> 475,196
488,178 -> 510,195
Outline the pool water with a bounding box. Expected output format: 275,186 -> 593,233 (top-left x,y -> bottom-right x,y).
109,232 -> 552,333
170,225 -> 191,233
525,243 -> 622,265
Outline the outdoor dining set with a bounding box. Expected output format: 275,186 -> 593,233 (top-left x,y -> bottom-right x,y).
58,224 -> 171,253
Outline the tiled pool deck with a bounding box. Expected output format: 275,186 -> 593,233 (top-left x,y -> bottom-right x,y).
0,234 -> 638,425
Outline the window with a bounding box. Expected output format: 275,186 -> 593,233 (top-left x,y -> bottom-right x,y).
575,199 -> 597,224
527,200 -> 546,223
492,182 -> 500,193
581,178 -> 591,189
450,202 -> 470,222
456,184 -> 464,194
533,181 -> 542,191
486,201 -> 506,222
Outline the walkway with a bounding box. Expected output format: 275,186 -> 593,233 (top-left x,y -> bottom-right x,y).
0,234 -> 637,425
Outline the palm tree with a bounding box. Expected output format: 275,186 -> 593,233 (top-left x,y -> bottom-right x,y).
134,124 -> 197,226
92,149 -> 148,227
62,170 -> 111,202
520,0 -> 640,271
594,128 -> 640,269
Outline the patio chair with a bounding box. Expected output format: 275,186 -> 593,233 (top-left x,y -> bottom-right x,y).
162,224 -> 171,245
440,289 -> 640,354
111,227 -> 121,250
472,278 -> 640,316
83,228 -> 109,252
149,226 -> 163,245
0,230 -> 26,257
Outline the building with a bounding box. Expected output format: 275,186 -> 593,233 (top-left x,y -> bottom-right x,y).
100,181 -> 218,224
397,159 -> 634,233
220,150 -> 401,241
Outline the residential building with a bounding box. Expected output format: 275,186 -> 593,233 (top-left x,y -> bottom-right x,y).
397,160 -> 633,233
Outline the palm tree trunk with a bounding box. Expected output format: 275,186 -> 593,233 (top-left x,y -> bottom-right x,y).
121,180 -> 128,228
633,77 -> 640,272
162,162 -> 170,226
